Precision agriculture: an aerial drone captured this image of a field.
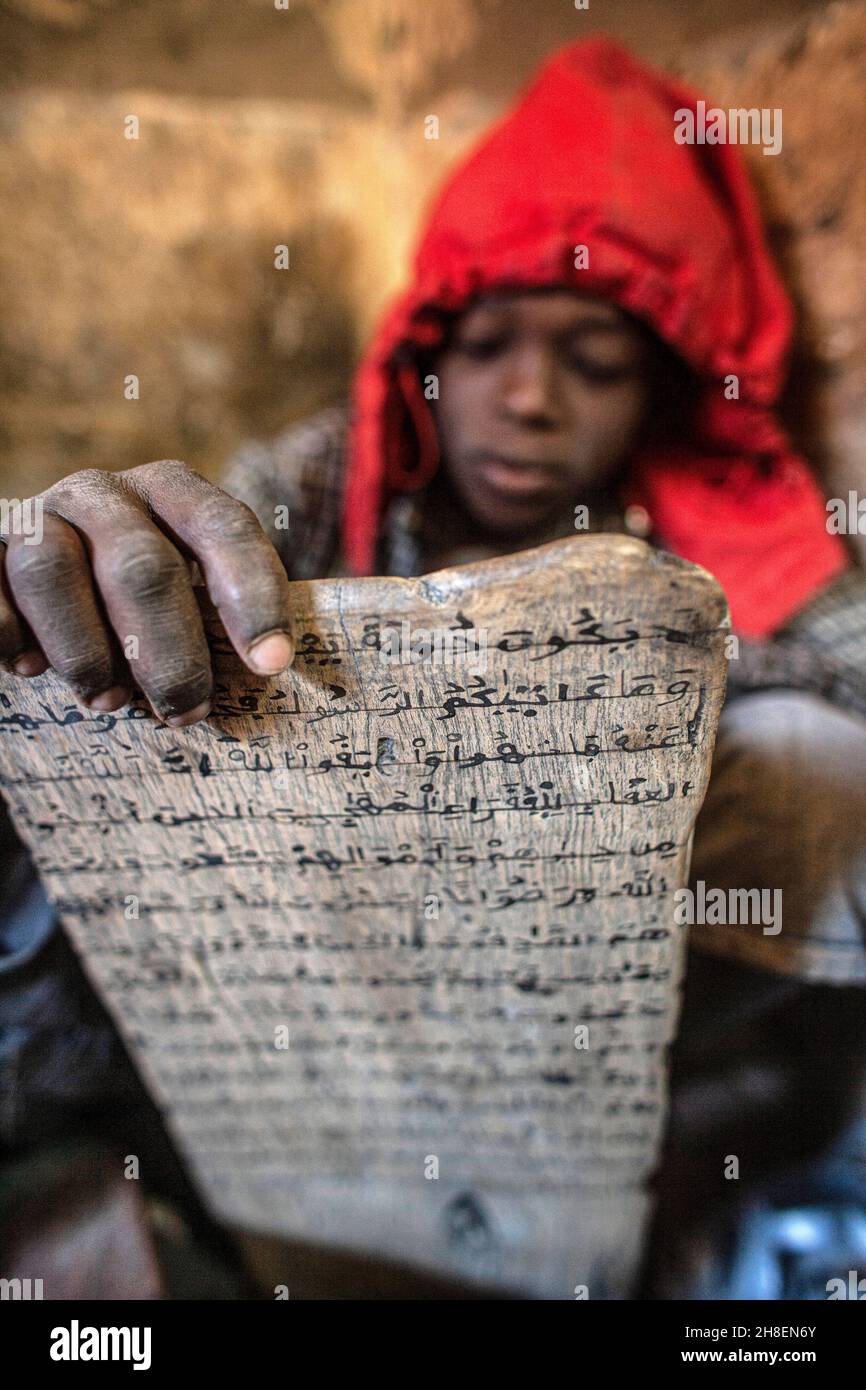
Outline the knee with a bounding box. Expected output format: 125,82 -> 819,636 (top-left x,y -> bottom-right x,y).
708,691 -> 866,829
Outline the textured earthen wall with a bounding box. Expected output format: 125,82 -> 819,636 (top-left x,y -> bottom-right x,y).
0,0 -> 861,516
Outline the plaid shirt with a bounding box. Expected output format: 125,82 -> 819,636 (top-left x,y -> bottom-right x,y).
223,404 -> 866,720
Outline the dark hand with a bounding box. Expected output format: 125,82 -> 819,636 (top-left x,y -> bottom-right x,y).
0,461 -> 295,725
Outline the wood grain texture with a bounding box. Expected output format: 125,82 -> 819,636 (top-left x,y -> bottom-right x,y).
0,534 -> 729,1297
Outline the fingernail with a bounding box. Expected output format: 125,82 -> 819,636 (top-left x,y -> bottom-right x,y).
13,652 -> 46,676
165,700 -> 211,728
88,686 -> 131,712
247,631 -> 294,674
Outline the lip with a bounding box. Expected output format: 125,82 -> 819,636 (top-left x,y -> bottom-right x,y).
473,455 -> 563,500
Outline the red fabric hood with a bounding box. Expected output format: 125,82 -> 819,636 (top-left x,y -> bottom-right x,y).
343,37 -> 847,637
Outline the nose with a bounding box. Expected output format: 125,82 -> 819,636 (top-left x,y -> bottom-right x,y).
497,344 -> 562,428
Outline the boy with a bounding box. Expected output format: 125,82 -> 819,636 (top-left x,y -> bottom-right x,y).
2,39 -> 865,1296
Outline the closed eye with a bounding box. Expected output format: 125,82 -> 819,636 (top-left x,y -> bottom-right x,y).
567,354 -> 640,384
456,334 -> 509,361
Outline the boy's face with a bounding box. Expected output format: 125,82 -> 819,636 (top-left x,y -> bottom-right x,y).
433,288 -> 651,535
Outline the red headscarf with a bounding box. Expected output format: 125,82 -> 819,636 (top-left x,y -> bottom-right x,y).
342,37 -> 847,638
